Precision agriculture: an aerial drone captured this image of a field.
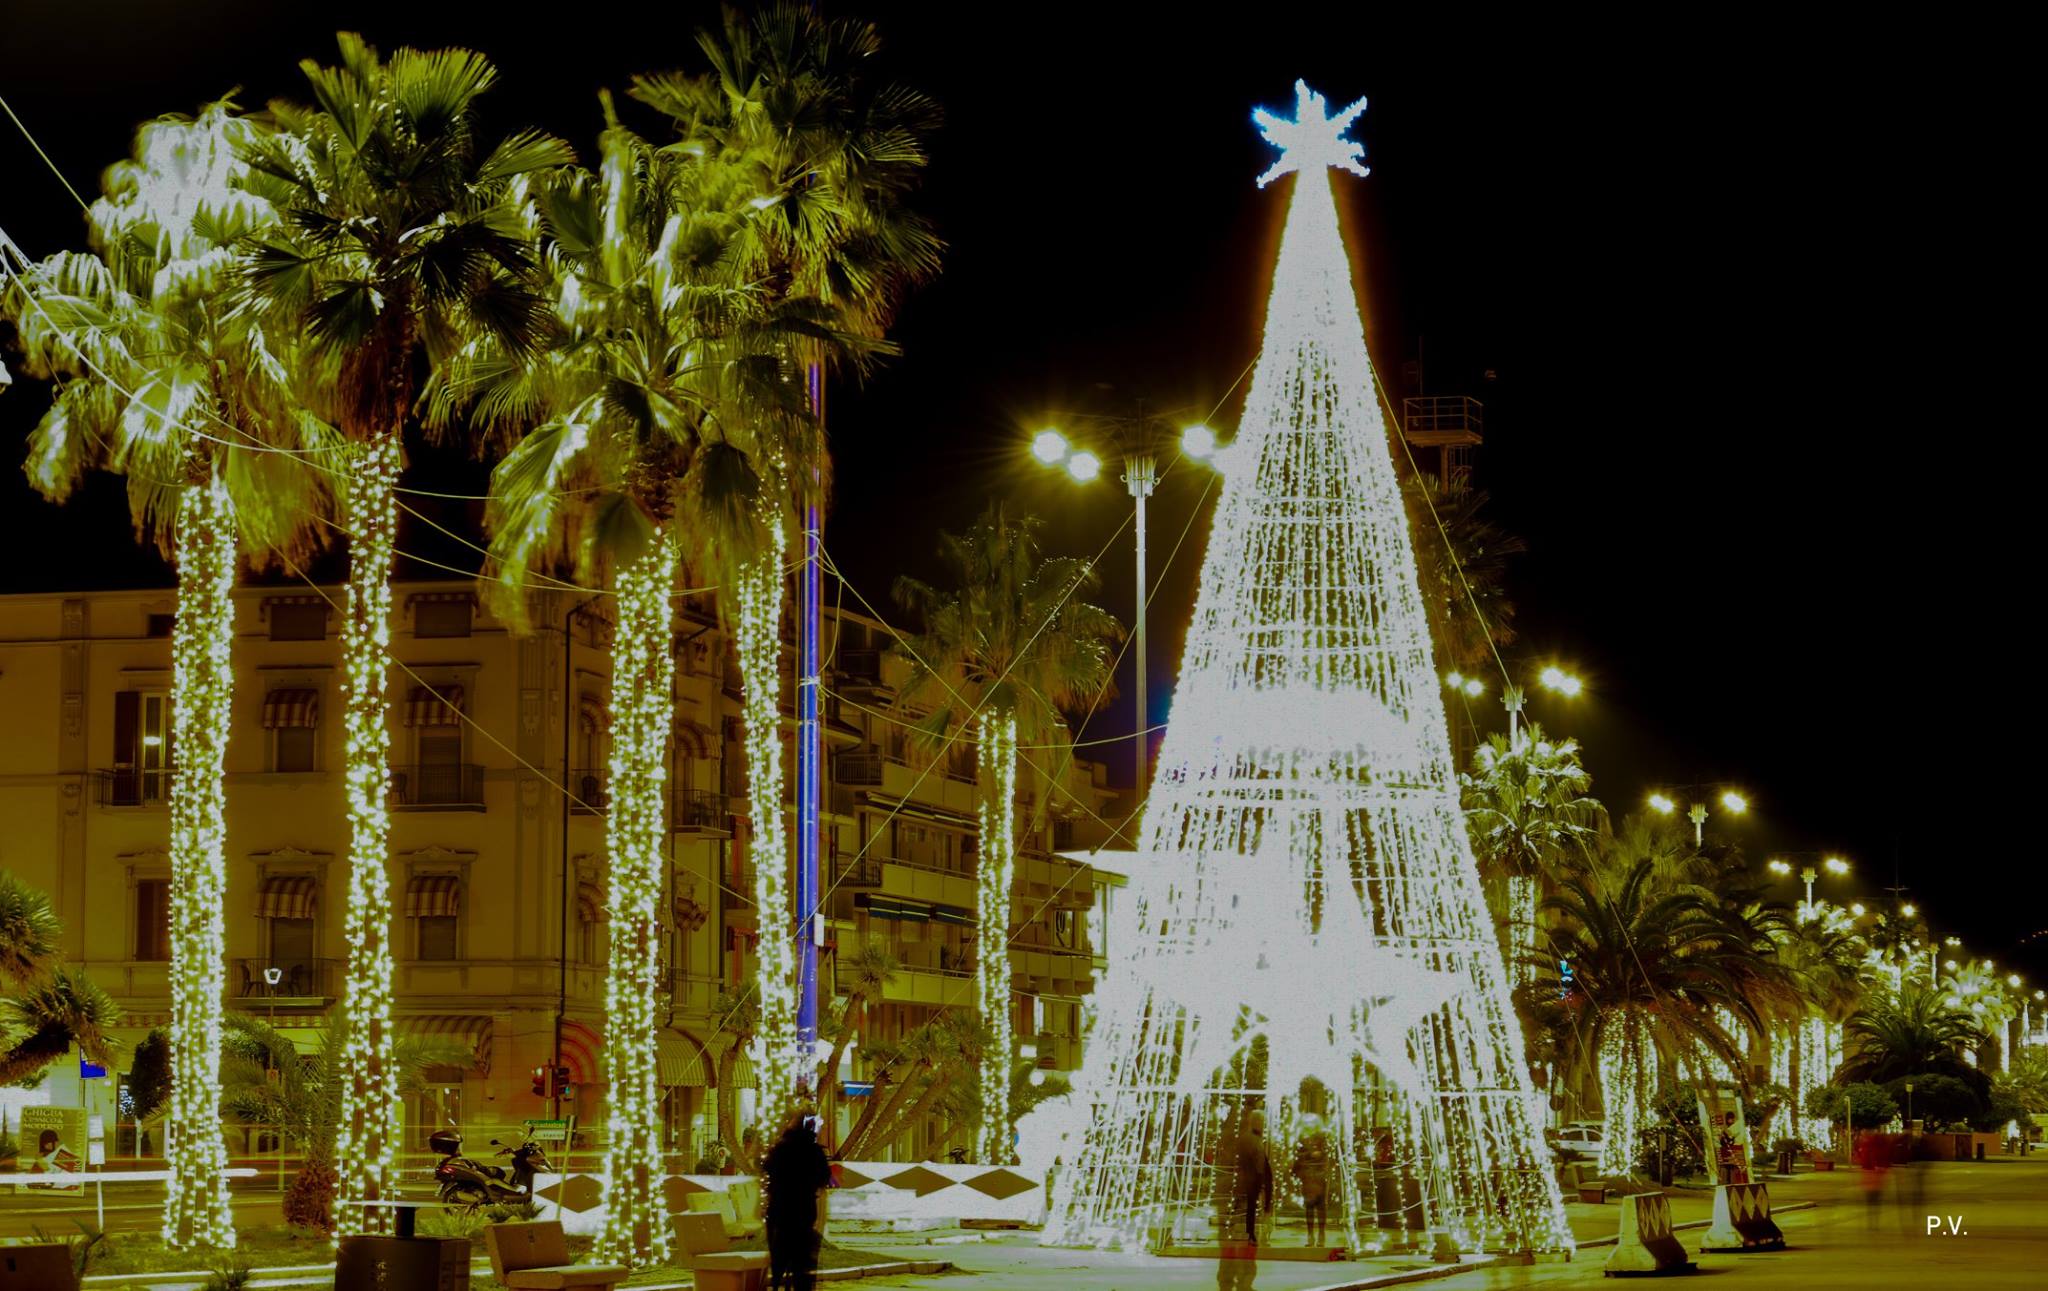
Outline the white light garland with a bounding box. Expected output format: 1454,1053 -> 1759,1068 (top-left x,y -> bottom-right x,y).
161,473 -> 238,1250
596,531 -> 678,1268
1597,1015 -> 1653,1177
975,711 -> 1019,1164
335,432 -> 400,1236
732,528 -> 804,1137
1044,84 -> 1570,1256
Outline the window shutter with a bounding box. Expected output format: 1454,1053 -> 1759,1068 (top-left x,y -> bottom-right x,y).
113,691 -> 140,768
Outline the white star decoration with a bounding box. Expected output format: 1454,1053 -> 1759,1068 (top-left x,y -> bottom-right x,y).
1129,852 -> 1465,1102
1254,80 -> 1370,188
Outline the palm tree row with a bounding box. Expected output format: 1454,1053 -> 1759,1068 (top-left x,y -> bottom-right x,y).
2,8 -> 937,1264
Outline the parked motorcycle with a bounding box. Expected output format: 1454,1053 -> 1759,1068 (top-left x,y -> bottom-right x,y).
431,1130 -> 552,1211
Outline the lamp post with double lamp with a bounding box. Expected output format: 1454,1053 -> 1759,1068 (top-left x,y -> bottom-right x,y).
1646,784 -> 1751,847
1764,853 -> 1851,920
1443,664 -> 1584,750
1031,415 -> 1221,801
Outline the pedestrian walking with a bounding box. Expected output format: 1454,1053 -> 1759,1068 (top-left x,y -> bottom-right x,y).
1292,1116 -> 1331,1247
763,1113 -> 834,1291
1236,1110 -> 1275,1243
1853,1130 -> 1890,1230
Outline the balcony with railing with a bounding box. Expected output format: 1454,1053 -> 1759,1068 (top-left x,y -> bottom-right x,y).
389,763 -> 485,810
231,957 -> 341,1003
834,649 -> 890,692
1400,394 -> 1483,446
674,789 -> 731,834
95,767 -> 171,807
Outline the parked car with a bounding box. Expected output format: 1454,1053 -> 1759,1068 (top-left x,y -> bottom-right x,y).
1552,1125 -> 1606,1163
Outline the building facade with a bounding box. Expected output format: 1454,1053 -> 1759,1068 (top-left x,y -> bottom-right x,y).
0,578 -> 1123,1168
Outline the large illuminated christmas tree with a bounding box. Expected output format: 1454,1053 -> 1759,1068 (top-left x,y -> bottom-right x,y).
1042,83 -> 1572,1256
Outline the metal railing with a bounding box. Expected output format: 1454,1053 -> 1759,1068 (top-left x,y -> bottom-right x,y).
390,762 -> 485,808
674,789 -> 730,832
95,767 -> 172,807
1400,394 -> 1484,438
231,957 -> 340,1001
834,752 -> 887,785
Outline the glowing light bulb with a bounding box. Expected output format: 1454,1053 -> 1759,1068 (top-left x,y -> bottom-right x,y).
1719,790 -> 1748,814
1444,672 -> 1465,689
1850,903 -> 1867,916
1464,679 -> 1485,698
1902,903 -> 1917,918
2010,974 -> 2023,988
1182,424 -> 1217,459
1538,666 -> 1582,697
1767,860 -> 1792,876
1647,793 -> 1676,815
1824,857 -> 1849,875
1033,429 -> 1069,464
1066,451 -> 1101,483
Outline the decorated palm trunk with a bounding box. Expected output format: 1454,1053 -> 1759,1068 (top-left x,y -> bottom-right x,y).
732,534 -> 804,1138
1043,86 -> 1570,1256
975,712 -> 1019,1164
597,531 -> 680,1266
161,475 -> 239,1250
336,432 -> 401,1234
1598,1013 -> 1654,1177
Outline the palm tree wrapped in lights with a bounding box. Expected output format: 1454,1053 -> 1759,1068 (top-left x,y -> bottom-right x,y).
234,36 -> 573,1234
432,108 -> 865,1264
891,505 -> 1121,1164
1459,725 -> 1603,985
4,102 -> 333,1249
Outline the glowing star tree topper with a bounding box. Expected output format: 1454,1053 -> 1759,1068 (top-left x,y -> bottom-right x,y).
1042,83 -> 1571,1256
1253,80 -> 1370,188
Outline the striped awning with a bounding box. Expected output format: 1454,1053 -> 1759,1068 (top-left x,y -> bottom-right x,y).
861,895 -> 930,922
262,689 -> 320,729
398,1014 -> 493,1073
576,881 -> 605,925
657,1031 -> 710,1087
672,895 -> 708,931
723,1053 -> 757,1090
405,684 -> 465,726
405,875 -> 461,918
557,1019 -> 602,1084
930,904 -> 975,926
257,875 -> 317,920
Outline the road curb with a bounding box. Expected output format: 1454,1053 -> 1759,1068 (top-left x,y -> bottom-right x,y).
1298,1253 -> 1506,1291
1576,1200 -> 1816,1248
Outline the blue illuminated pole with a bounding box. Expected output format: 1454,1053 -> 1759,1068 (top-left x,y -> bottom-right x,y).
796,363 -> 822,1088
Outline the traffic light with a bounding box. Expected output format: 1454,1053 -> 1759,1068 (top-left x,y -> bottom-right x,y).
553,1065 -> 571,1094
532,1066 -> 549,1098
532,1065 -> 573,1098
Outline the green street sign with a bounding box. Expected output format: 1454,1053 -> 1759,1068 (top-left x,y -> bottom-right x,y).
522,1118 -> 571,1144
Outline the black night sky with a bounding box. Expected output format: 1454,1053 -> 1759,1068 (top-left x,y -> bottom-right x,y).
1,7 -> 2036,969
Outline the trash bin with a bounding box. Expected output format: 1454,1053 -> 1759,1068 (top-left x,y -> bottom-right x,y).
1777,1146 -> 1796,1175
336,1235 -> 470,1291
1975,1142 -> 1985,1161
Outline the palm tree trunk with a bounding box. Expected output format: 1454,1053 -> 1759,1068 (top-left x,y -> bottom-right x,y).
841,1066 -> 896,1160
336,431 -> 401,1236
850,1063 -> 927,1160
162,475 -> 239,1250
877,1068 -> 954,1160
733,541 -> 801,1134
1597,1011 -> 1653,1178
597,530 -> 681,1267
974,712 -> 1018,1164
818,995 -> 861,1140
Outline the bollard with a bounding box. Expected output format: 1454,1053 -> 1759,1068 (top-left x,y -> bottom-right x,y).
1699,1181 -> 1785,1252
1603,1192 -> 1692,1277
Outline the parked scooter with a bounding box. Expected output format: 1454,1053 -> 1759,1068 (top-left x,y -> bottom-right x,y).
431,1130 -> 552,1211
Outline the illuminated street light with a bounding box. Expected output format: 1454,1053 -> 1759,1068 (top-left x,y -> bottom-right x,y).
1463,678 -> 1484,698
2010,974 -> 2024,988
1538,666 -> 1584,698
1647,793 -> 1676,815
1767,859 -> 1793,876
1719,790 -> 1748,814
1824,857 -> 1850,876
1066,451 -> 1101,482
1850,903 -> 1867,917
1902,903 -> 1918,918
1032,429 -> 1069,463
1945,936 -> 1962,947
1181,423 -> 1216,459
1945,960 -> 1959,971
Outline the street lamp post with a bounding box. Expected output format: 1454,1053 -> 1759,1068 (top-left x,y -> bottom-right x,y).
1032,415 -> 1217,805
264,965 -> 283,1190
1648,785 -> 1749,847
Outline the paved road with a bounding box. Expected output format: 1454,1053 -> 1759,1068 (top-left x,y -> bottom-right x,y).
835,1160 -> 2048,1290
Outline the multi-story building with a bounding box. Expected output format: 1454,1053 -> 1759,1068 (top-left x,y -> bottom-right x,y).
0,578 -> 1122,1167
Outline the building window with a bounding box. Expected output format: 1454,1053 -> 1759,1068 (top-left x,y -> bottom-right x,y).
268,602 -> 327,641
135,879 -> 170,961
257,875 -> 319,993
110,690 -> 172,805
406,874 -> 462,962
263,689 -> 321,773
414,599 -> 473,638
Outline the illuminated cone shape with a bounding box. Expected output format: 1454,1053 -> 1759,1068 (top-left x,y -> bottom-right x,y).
1044,83 -> 1571,1254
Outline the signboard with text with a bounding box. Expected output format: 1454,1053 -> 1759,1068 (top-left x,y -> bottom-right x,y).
16,1106 -> 88,1192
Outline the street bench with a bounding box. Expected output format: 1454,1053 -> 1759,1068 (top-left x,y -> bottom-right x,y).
675,1210 -> 770,1291
484,1220 -> 630,1290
